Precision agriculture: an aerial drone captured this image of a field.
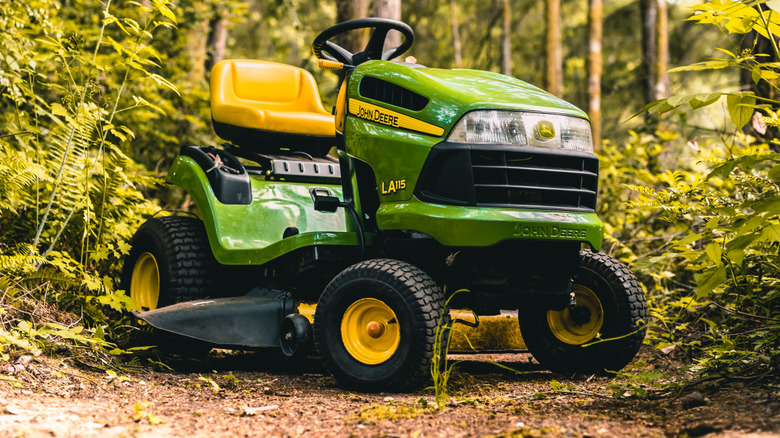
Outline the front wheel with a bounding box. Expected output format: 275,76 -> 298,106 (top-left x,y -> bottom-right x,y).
313,259 -> 445,392
519,250 -> 647,374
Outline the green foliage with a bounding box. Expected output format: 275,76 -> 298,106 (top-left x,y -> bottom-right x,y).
430,290 -> 470,411
638,1 -> 780,129
607,365 -> 674,399
0,0 -> 177,359
629,135 -> 780,376
606,1 -> 780,381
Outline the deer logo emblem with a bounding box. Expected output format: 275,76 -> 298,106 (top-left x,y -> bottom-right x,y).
537,121 -> 555,140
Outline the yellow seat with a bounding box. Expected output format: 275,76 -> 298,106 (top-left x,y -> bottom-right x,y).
210,60 -> 335,156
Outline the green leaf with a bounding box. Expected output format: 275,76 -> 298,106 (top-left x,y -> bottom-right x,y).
736,215 -> 765,237
769,165 -> 780,182
759,224 -> 780,242
675,233 -> 704,247
689,92 -> 722,110
50,103 -> 69,116
628,99 -> 674,120
695,266 -> 727,298
726,233 -> 758,251
668,60 -> 732,73
154,2 -> 177,24
726,93 -> 757,129
726,249 -> 745,267
705,242 -> 723,266
667,94 -> 692,107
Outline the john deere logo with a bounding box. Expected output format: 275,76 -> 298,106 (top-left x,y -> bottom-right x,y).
537,121 -> 555,140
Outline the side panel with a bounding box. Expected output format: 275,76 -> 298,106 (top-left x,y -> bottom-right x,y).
167,156 -> 358,265
344,116 -> 439,203
375,197 -> 604,250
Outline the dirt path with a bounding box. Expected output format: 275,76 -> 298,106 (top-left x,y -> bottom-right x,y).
0,349 -> 777,437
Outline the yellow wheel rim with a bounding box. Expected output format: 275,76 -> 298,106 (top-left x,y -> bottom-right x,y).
340,298 -> 400,365
130,252 -> 160,311
547,285 -> 604,345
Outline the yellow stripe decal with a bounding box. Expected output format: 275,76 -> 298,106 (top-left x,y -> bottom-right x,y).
349,99 -> 445,137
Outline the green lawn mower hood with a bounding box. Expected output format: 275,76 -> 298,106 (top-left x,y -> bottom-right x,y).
343,60 -> 603,250
351,61 -> 588,124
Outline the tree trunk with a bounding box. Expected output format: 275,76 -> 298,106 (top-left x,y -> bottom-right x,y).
545,0 -> 563,97
373,0 -> 402,57
640,0 -> 658,106
187,21 -> 209,83
655,0 -> 668,101
205,11 -> 228,75
336,0 -> 368,54
587,0 -> 602,150
740,4 -> 780,143
502,0 -> 511,76
450,0 -> 462,68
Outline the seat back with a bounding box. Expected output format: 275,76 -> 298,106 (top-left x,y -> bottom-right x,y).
210,59 -> 330,125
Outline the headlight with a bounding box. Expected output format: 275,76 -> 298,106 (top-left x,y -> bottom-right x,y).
447,110 -> 593,152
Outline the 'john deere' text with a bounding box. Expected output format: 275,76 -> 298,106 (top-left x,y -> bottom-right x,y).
355,106 -> 400,128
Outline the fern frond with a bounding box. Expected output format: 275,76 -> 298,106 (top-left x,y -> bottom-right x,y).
0,244 -> 44,277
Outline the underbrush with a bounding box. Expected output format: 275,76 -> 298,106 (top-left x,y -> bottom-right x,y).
0,0 -> 179,365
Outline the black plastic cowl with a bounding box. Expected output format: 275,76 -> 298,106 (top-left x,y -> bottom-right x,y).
180,145 -> 252,205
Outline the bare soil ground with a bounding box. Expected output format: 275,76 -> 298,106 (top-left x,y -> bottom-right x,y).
0,347 -> 777,438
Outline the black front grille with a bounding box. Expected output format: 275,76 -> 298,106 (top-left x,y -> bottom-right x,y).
416,145 -> 599,211
471,149 -> 598,210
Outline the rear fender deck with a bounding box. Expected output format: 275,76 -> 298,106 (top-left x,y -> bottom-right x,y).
167,154 -> 359,265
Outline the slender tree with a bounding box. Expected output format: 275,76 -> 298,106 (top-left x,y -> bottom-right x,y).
374,0 -> 402,56
502,0 -> 511,76
545,0 -> 563,97
640,0 -> 658,106
336,0 -> 368,54
450,0 -> 462,68
587,0 -> 602,150
655,0 -> 668,101
740,3 -> 779,142
206,9 -> 229,74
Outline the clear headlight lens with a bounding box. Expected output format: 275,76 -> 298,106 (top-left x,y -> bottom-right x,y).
447,110 -> 593,152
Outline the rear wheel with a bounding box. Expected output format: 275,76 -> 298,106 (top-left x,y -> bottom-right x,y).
313,259 -> 444,392
121,216 -> 218,310
120,216 -> 218,355
519,250 -> 647,373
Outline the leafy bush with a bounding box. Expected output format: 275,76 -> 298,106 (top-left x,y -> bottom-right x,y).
0,0 -> 179,358
601,1 -> 780,379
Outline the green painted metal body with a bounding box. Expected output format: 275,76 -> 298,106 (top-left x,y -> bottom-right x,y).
375,200 -> 603,250
343,62 -> 590,204
167,156 -> 358,265
342,61 -> 603,251
170,60 -> 603,265
351,61 -> 588,129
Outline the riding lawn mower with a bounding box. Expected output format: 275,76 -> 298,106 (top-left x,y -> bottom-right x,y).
121,18 -> 648,392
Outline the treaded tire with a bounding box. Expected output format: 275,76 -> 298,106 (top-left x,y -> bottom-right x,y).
519,250 -> 648,374
121,216 -> 218,309
313,258 -> 445,392
120,216 -> 219,356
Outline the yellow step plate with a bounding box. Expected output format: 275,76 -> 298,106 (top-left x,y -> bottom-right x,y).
448,310 -> 525,351
297,304 -> 525,351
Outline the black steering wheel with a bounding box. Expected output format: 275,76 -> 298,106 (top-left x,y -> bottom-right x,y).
312,17 -> 414,67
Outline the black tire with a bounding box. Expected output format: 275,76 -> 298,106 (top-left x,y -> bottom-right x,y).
120,216 -> 218,310
519,250 -> 647,374
313,258 -> 445,392
120,216 -> 219,356
280,313 -> 313,359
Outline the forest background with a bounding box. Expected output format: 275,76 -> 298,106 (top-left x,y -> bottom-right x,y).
0,0 -> 778,395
